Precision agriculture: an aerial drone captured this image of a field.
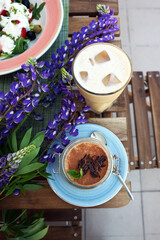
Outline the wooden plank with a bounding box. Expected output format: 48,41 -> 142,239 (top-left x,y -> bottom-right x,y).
44,226 -> 81,240
0,181 -> 131,209
110,39 -> 121,47
147,72 -> 160,167
88,117 -> 127,141
28,209 -> 81,222
69,0 -> 119,16
69,17 -> 120,37
131,72 -> 152,168
123,88 -> 135,169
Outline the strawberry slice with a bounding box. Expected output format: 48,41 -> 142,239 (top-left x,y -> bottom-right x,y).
14,20 -> 20,24
0,44 -> 2,54
0,10 -> 9,16
12,20 -> 20,24
28,10 -> 33,23
21,28 -> 26,38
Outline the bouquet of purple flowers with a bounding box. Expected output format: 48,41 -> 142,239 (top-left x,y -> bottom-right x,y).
0,5 -> 119,199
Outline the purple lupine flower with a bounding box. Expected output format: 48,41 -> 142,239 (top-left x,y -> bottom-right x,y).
48,130 -> 57,140
21,64 -> 29,72
37,61 -> 44,68
5,110 -> 14,120
64,122 -> 72,130
0,91 -> 5,100
70,126 -> 79,137
53,144 -> 63,153
41,84 -> 50,92
48,120 -> 57,129
13,189 -> 20,195
0,145 -> 36,193
10,82 -> 19,93
61,134 -> 70,146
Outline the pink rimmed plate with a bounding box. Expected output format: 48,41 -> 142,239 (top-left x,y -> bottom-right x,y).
0,0 -> 64,75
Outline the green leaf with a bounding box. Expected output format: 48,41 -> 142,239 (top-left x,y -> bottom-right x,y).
18,148 -> 40,170
17,184 -> 25,195
2,209 -> 7,222
23,184 -> 43,191
15,163 -> 44,176
24,225 -> 49,240
32,2 -> 46,20
8,210 -> 27,226
11,131 -> 17,152
30,131 -> 45,148
19,128 -> 32,149
12,37 -> 28,54
20,219 -> 45,237
67,170 -> 81,179
37,171 -> 54,181
18,173 -> 38,183
0,225 -> 7,231
5,184 -> 17,197
80,168 -> 83,178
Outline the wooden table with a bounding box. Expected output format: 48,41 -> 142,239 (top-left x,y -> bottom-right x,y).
0,1 -> 133,239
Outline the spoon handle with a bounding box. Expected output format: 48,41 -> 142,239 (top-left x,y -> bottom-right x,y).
117,174 -> 134,200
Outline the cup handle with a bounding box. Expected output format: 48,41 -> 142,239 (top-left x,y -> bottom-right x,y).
52,153 -> 61,174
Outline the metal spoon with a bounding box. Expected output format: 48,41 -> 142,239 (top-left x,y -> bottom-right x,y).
90,131 -> 134,200
90,131 -> 107,146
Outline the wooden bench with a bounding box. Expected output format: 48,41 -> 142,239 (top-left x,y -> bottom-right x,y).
127,72 -> 160,169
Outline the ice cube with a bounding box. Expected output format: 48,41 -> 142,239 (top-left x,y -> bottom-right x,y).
102,73 -> 121,86
80,71 -> 88,81
89,58 -> 94,66
94,50 -> 110,63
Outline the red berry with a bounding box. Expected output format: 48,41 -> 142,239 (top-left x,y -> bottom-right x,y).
21,28 -> 26,38
29,16 -> 33,23
15,20 -> 20,24
0,10 -> 9,16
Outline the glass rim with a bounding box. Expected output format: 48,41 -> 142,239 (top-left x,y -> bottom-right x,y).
72,42 -> 133,96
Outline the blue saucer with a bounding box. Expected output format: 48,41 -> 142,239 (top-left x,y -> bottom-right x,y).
46,123 -> 128,207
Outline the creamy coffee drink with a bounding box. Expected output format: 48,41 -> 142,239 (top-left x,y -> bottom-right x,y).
64,142 -> 109,187
72,43 -> 132,113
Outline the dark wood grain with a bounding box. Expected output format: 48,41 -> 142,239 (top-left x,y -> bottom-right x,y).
131,72 -> 152,168
0,181 -> 131,209
44,226 -> 81,240
147,72 -> 160,167
69,0 -> 119,16
28,209 -> 81,222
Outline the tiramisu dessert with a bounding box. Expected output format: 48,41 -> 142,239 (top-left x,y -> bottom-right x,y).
64,141 -> 110,188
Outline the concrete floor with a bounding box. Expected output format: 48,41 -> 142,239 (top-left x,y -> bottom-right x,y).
84,0 -> 160,239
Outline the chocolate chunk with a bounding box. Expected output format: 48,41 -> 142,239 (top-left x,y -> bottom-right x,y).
76,153 -> 107,179
90,171 -> 100,178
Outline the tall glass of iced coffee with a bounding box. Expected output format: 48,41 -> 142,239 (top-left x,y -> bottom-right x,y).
72,43 -> 132,113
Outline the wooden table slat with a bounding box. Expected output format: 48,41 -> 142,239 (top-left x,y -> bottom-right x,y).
147,72 -> 160,167
131,72 -> 152,168
28,209 -> 81,222
44,226 -> 81,240
0,181 -> 131,209
69,17 -> 120,37
69,0 -> 119,16
123,88 -> 135,169
88,117 -> 127,141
